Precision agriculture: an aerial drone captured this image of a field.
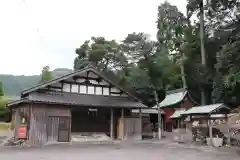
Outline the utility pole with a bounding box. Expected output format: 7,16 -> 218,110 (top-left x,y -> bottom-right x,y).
154,90 -> 162,140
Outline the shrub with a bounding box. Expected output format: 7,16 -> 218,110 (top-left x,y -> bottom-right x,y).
0,98 -> 10,122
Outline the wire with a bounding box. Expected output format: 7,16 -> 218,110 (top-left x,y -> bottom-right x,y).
21,0 -> 45,45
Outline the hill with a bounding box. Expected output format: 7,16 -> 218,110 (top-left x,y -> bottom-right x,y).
0,68 -> 73,96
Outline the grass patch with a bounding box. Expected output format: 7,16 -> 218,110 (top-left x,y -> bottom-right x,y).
0,123 -> 11,131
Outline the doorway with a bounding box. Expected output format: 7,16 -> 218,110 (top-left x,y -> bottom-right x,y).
71,108 -> 110,135
47,116 -> 70,142
58,117 -> 70,142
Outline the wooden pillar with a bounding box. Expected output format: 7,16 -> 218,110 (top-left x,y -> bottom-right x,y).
121,108 -> 124,140
225,114 -> 231,146
139,108 -> 142,140
161,116 -> 164,132
181,119 -> 184,129
189,116 -> 192,130
110,108 -> 114,140
208,118 -> 213,146
177,119 -> 180,129
189,115 -> 193,142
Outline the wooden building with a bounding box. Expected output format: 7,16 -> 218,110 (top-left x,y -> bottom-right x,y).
153,88 -> 197,132
7,66 -> 146,146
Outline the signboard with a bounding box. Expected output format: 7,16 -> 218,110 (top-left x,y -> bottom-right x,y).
17,126 -> 27,139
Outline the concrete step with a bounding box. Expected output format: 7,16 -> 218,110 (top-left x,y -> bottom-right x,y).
71,133 -> 111,142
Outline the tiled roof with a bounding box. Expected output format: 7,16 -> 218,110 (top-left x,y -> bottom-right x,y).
26,92 -> 147,108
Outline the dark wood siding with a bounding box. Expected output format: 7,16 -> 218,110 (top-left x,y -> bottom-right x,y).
11,110 -> 15,131
47,116 -> 71,142
29,106 -> 48,145
13,105 -> 30,138
47,117 -> 59,142
28,104 -> 70,146
13,108 -> 20,138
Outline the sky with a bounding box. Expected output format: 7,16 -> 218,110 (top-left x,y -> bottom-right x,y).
0,0 -> 187,75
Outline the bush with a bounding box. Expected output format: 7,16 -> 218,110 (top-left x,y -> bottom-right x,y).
0,98 -> 8,107
0,123 -> 10,131
0,98 -> 10,122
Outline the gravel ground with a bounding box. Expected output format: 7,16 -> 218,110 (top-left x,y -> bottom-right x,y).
0,141 -> 239,160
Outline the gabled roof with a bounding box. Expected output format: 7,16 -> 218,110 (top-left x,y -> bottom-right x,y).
8,92 -> 146,108
131,108 -> 164,114
182,103 -> 230,115
170,108 -> 186,119
21,65 -> 141,102
153,88 -> 188,108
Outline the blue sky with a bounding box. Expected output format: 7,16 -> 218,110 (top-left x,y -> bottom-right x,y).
0,0 -> 187,75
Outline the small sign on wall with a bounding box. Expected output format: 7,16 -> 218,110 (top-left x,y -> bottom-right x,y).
17,125 -> 27,139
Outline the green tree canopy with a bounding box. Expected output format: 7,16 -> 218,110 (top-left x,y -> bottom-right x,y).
0,81 -> 4,97
71,1 -> 240,107
40,66 -> 52,83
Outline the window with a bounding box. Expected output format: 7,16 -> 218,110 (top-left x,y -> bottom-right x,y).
88,86 -> 94,94
79,85 -> 87,93
71,84 -> 78,93
96,87 -> 102,95
62,83 -> 70,92
103,87 -> 109,95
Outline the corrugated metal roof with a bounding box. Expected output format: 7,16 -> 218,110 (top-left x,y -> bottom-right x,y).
131,108 -> 164,114
184,114 -> 225,121
153,89 -> 187,108
27,92 -> 147,108
6,99 -> 29,108
170,109 -> 186,118
4,96 -> 20,101
210,114 -> 225,118
182,103 -> 226,115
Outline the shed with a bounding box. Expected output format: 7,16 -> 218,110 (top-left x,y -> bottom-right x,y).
182,103 -> 230,116
182,103 -> 232,146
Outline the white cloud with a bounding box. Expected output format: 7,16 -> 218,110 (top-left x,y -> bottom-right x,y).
0,0 -> 186,75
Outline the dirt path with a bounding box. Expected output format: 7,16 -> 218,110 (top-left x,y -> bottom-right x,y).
0,142 -> 239,160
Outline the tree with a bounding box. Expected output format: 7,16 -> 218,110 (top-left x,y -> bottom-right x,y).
0,81 -> 4,97
72,1 -> 240,108
0,86 -> 9,122
156,1 -> 207,104
157,2 -> 190,89
185,0 -> 240,106
74,37 -> 127,71
0,98 -> 9,121
219,22 -> 240,105
121,32 -> 168,139
40,66 -> 52,83
199,0 -> 207,105
186,0 -> 208,104
74,33 -> 168,107
121,33 -> 169,103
